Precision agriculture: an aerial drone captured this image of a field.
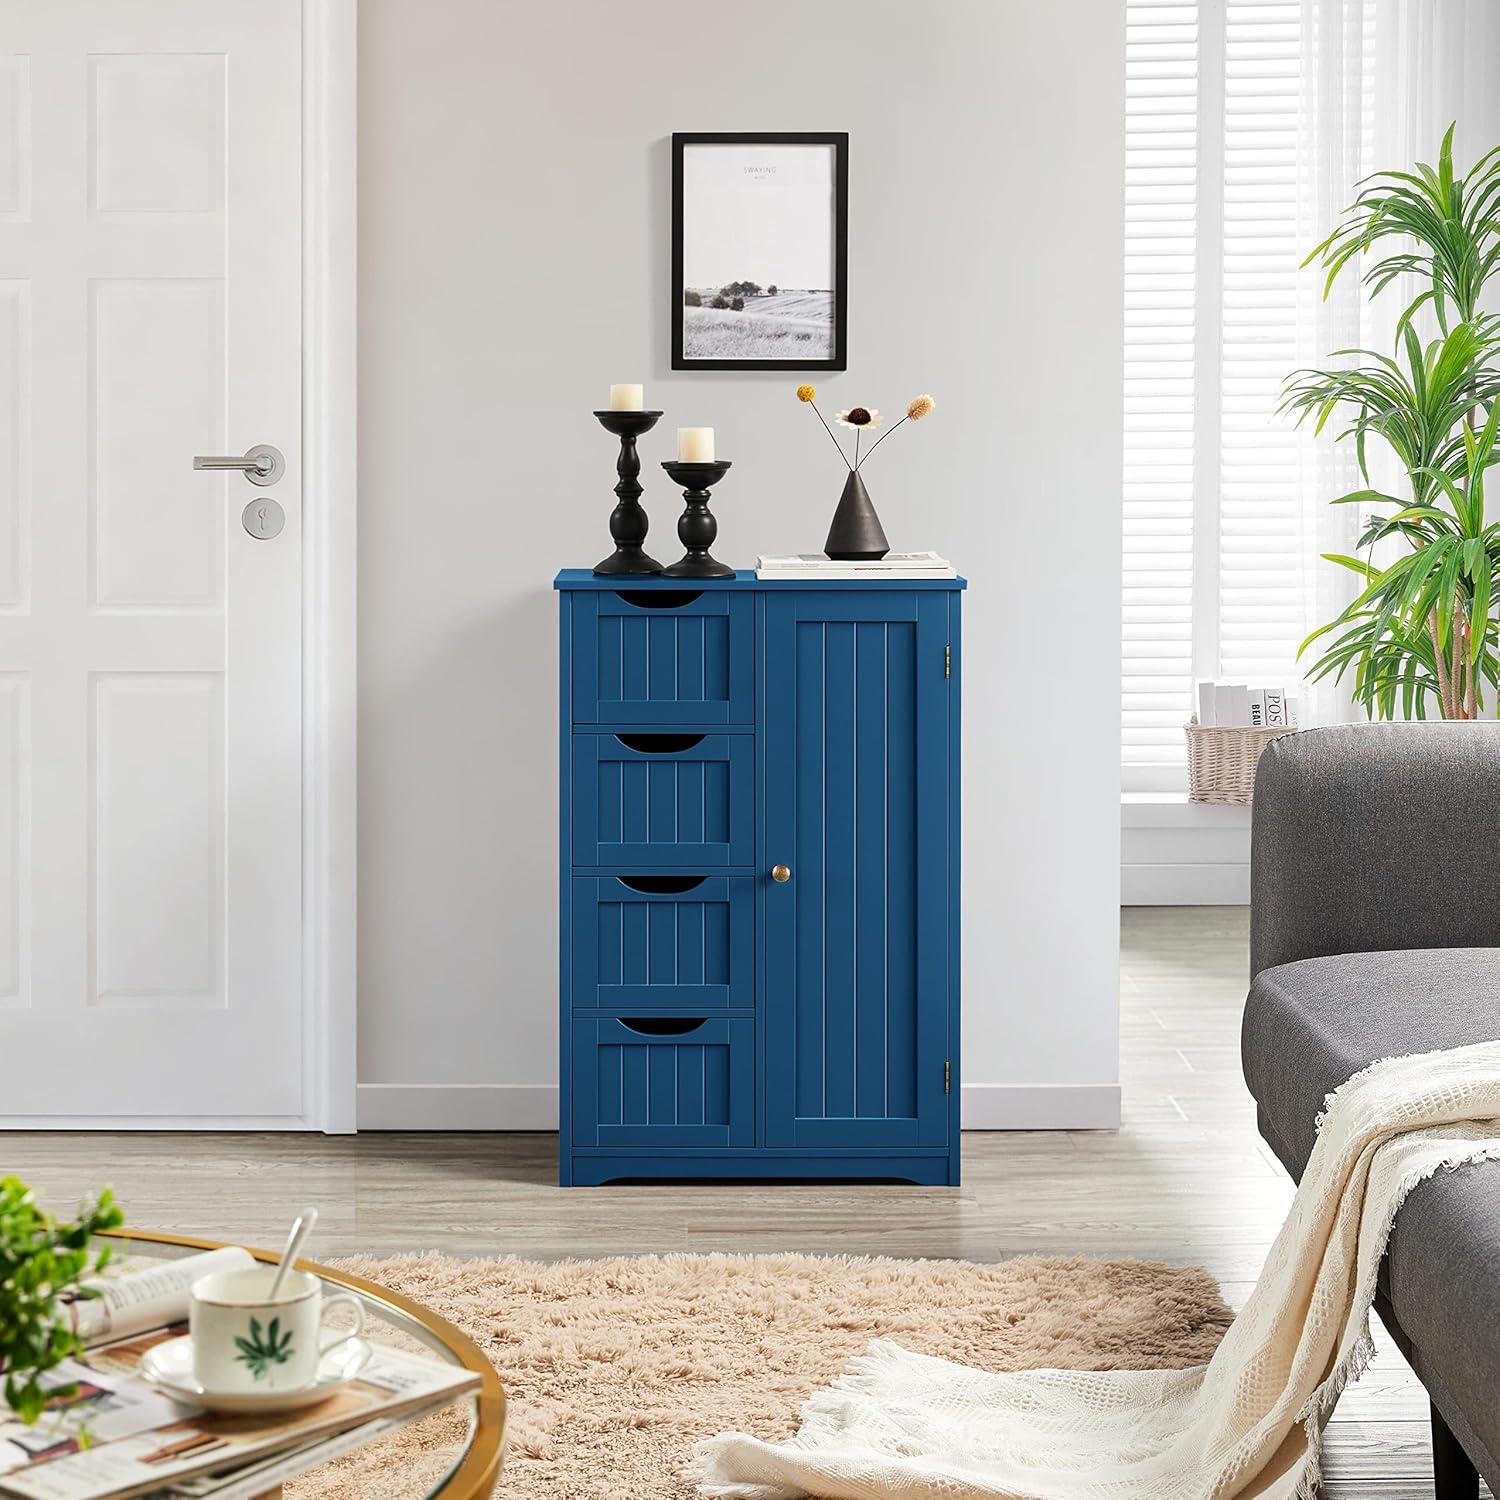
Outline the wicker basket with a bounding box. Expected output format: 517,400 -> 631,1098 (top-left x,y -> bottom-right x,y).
1185,719 -> 1297,805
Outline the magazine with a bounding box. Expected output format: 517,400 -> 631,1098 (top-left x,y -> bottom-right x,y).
64,1251 -> 255,1349
0,1254 -> 480,1500
159,1413 -> 427,1500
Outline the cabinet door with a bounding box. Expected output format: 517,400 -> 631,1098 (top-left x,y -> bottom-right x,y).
762,592 -> 951,1148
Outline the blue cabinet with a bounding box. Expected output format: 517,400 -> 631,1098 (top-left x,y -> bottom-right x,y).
557,570 -> 963,1186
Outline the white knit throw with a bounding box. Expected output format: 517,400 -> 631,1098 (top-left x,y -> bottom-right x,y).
688,1043 -> 1500,1500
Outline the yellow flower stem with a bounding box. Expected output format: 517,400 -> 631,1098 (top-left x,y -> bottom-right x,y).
808,400 -> 852,470
854,414 -> 907,472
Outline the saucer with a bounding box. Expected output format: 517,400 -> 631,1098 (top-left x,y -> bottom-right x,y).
139,1335 -> 373,1414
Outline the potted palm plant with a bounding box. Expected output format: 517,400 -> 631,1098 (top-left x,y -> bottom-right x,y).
1283,126 -> 1500,719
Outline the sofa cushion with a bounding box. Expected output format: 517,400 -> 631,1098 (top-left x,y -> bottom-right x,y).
1243,947 -> 1500,1488
1243,949 -> 1500,1172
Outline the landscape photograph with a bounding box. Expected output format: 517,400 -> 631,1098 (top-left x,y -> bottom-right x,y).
673,134 -> 846,368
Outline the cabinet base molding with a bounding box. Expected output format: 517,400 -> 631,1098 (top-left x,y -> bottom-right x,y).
566,1151 -> 957,1187
357,1084 -> 1120,1133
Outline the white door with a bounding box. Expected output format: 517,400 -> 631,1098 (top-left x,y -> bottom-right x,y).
0,1 -> 305,1120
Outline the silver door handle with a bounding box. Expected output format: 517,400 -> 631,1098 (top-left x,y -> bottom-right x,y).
193,444 -> 284,487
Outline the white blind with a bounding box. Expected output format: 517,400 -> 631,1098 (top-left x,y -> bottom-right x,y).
1123,0 -> 1199,775
1219,3 -> 1305,688
1123,0 -> 1375,785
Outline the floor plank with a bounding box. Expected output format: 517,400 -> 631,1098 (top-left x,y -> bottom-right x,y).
0,906 -> 1482,1495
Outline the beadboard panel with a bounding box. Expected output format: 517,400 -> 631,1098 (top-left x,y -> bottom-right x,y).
762,594 -> 951,1152
570,589 -> 755,725
569,874 -> 754,1012
570,733 -> 755,869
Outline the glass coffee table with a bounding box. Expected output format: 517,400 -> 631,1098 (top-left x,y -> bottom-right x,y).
98,1228 -> 506,1499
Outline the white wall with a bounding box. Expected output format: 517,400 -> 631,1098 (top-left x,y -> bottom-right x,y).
357,0 -> 1124,1130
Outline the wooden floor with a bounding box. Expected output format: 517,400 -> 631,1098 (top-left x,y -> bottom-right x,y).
2,907 -> 1481,1497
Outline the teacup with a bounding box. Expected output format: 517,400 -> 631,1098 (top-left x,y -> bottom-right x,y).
190,1266 -> 365,1395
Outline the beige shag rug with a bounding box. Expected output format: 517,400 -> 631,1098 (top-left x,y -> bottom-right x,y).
284,1252 -> 1232,1500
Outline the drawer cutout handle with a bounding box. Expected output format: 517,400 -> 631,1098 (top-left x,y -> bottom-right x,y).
613,732 -> 705,754
615,589 -> 704,610
619,1017 -> 706,1037
617,875 -> 707,895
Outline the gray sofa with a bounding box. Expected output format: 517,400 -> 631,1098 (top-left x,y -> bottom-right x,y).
1241,722 -> 1500,1500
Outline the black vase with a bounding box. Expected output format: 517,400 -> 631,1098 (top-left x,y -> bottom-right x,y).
824,469 -> 890,561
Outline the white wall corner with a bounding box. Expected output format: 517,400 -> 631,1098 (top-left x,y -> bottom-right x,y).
357,1083 -> 1122,1132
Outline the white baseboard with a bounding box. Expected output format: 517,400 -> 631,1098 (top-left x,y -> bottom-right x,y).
960,1083 -> 1121,1130
0,1116 -> 314,1130
357,1084 -> 558,1130
1121,793 -> 1251,905
1121,862 -> 1250,905
356,1083 -> 1121,1132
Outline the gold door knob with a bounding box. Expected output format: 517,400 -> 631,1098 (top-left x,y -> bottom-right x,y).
771,864 -> 791,883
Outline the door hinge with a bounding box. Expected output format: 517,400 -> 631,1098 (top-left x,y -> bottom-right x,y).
944,644 -> 951,678
944,1060 -> 951,1094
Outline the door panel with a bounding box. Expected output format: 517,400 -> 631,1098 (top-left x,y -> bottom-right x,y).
763,592 -> 949,1148
0,1 -> 303,1118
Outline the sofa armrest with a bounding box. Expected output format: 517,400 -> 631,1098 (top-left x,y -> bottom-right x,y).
1250,723 -> 1500,978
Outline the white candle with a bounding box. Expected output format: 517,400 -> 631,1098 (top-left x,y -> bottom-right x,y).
609,384 -> 644,411
677,427 -> 715,463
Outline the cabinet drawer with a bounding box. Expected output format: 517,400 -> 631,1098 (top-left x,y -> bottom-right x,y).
570,590 -> 754,725
570,875 -> 754,1012
571,1016 -> 754,1147
570,733 -> 754,868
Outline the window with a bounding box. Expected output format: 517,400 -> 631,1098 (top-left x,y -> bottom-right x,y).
1122,0 -> 1374,790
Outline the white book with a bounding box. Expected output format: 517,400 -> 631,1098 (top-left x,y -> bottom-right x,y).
1246,687 -> 1268,728
1215,683 -> 1249,727
1195,680 -> 1217,727
1263,685 -> 1287,726
1285,694 -> 1302,729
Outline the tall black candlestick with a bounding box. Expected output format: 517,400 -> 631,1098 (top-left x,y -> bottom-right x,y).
592,410 -> 664,576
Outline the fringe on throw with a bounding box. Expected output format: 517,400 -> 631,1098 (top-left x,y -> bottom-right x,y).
1286,1132 -> 1500,1500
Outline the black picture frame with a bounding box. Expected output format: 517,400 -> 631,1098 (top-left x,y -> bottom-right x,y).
671,132 -> 848,372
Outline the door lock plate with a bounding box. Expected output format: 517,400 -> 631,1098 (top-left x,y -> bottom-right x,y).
242,497 -> 285,540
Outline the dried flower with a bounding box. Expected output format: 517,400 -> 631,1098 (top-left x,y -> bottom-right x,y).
796,384 -> 817,403
835,407 -> 881,428
906,394 -> 935,421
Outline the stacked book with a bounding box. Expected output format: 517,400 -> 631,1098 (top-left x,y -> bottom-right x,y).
756,552 -> 957,580
1195,679 -> 1302,729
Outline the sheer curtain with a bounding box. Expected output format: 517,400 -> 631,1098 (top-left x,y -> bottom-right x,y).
1296,0 -> 1500,726
1294,0 -> 1373,727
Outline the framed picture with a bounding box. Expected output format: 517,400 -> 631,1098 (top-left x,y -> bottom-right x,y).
672,132 -> 848,371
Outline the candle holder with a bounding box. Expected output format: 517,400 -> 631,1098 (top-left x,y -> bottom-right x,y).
592,410 -> 664,576
660,460 -> 734,579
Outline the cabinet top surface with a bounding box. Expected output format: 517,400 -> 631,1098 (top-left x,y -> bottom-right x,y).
553,569 -> 967,591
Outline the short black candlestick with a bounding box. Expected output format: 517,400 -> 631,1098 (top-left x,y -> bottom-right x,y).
660,460 -> 734,579
592,410 -> 664,576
